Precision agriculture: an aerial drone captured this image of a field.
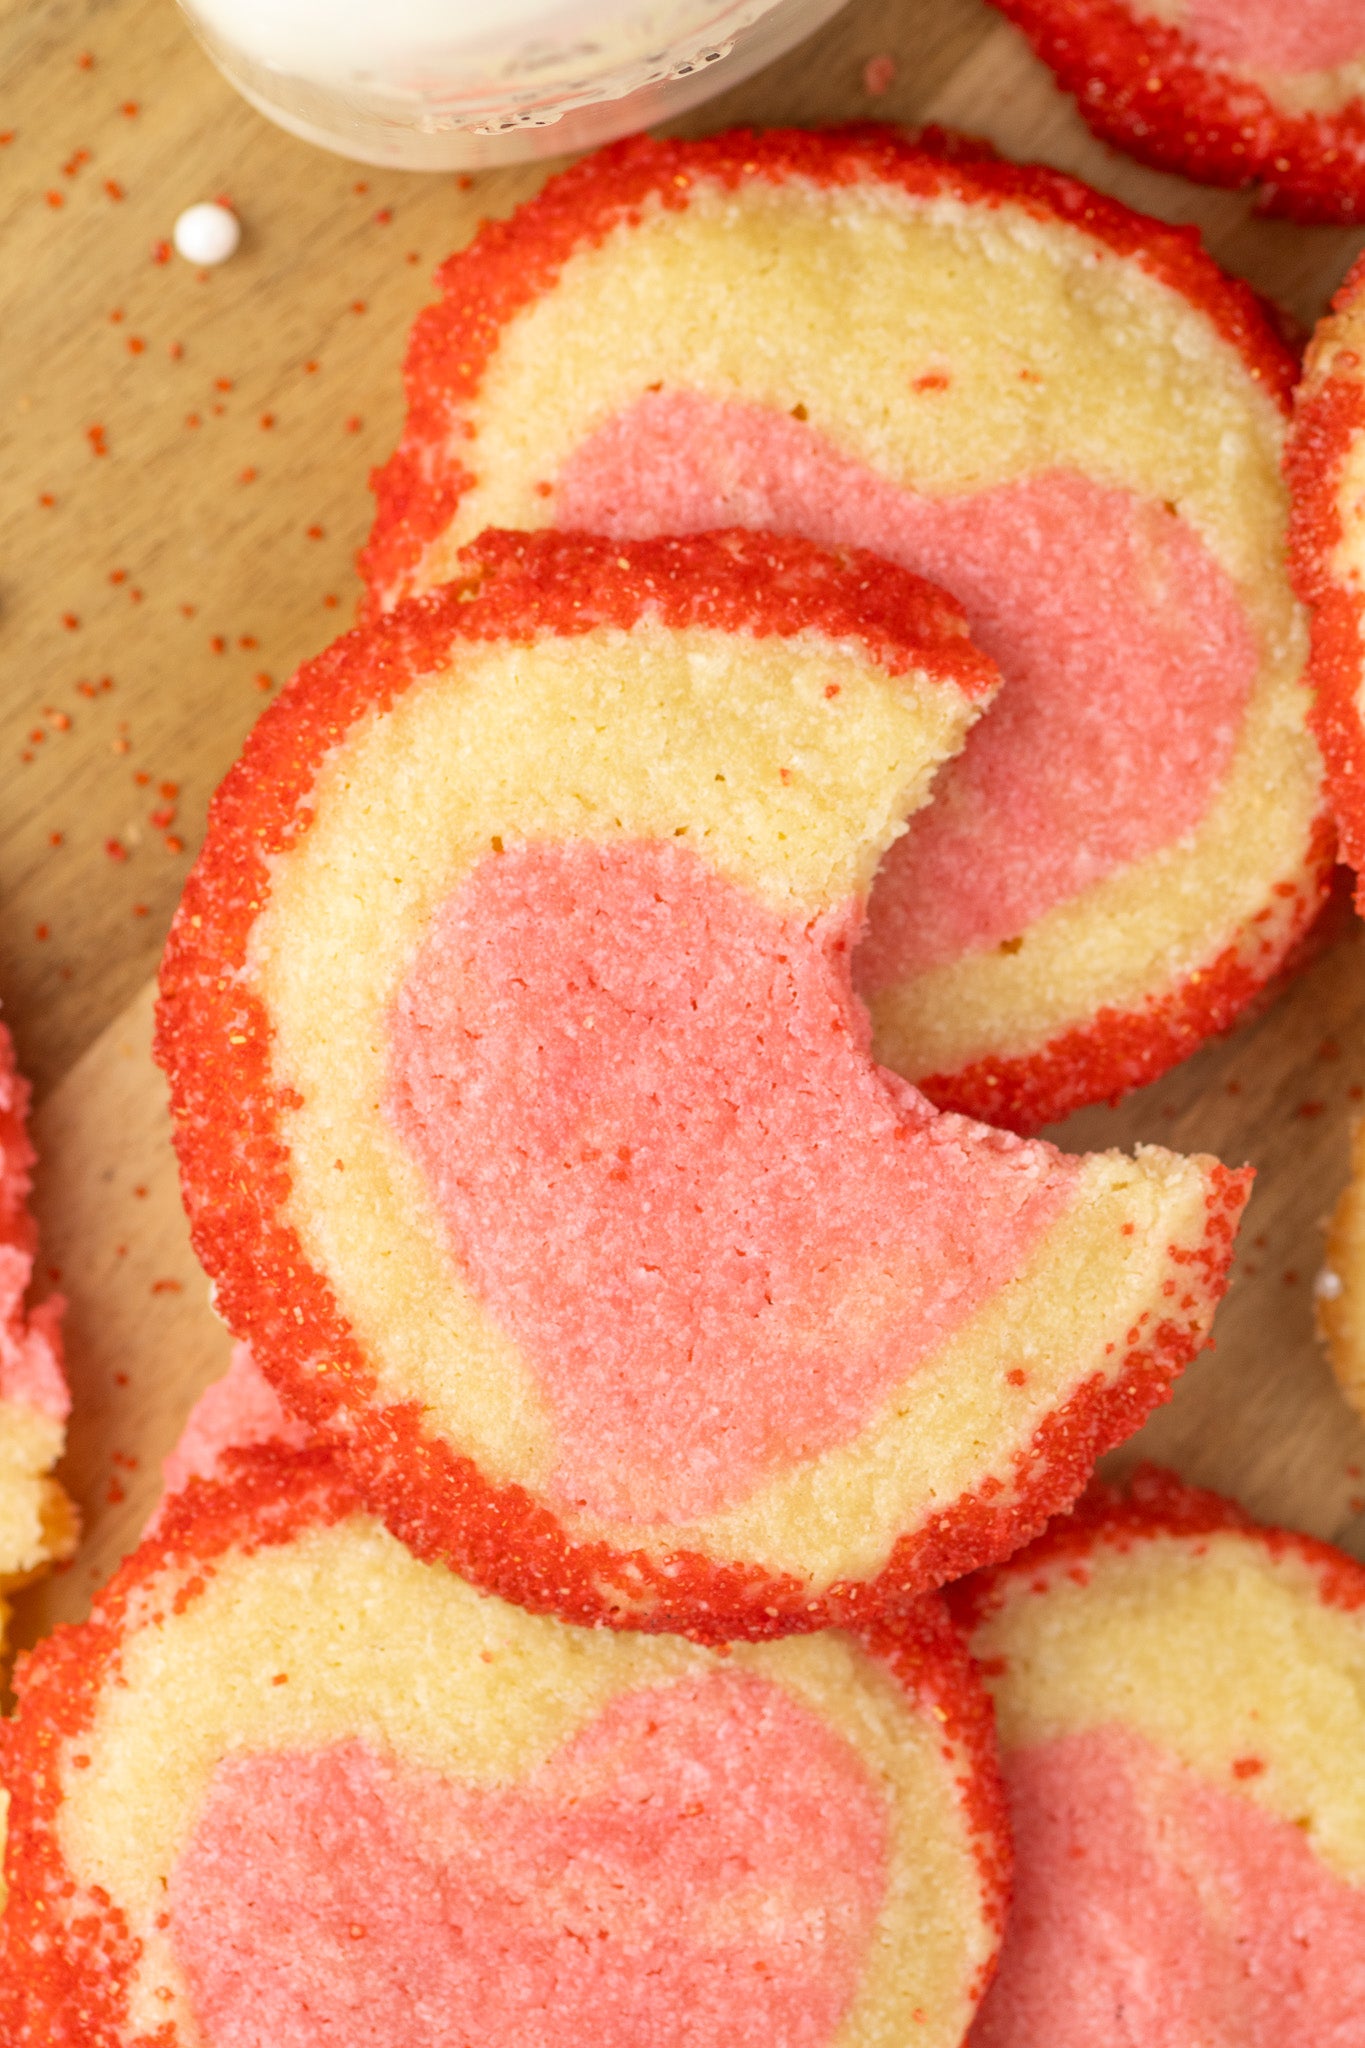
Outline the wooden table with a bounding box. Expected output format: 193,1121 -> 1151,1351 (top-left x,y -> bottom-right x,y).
6,0 -> 1365,1648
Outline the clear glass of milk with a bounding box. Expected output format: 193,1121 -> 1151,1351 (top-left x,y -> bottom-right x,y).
177,0 -> 849,169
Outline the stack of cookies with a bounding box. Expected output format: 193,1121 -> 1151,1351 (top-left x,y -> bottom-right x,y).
6,125 -> 1365,2046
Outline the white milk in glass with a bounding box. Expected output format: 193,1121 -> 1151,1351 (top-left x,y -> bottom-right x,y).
178,0 -> 849,167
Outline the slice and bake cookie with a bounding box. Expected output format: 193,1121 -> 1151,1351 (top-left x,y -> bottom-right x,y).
1290,259 -> 1365,901
365,125 -> 1326,1132
988,0 -> 1365,225
949,1467 -> 1365,2045
0,1021 -> 75,1653
0,1440 -> 1009,2048
157,528 -> 1249,1639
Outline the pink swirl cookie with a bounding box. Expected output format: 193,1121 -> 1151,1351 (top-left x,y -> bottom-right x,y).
948,1468 -> 1365,2046
1289,259 -> 1365,909
987,0 -> 1365,224
364,125 -> 1326,1133
156,528 -> 1248,1638
0,1441 -> 1009,2048
0,1020 -> 75,1652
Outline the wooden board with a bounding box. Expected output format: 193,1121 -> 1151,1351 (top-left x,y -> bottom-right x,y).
6,0 -> 1365,1647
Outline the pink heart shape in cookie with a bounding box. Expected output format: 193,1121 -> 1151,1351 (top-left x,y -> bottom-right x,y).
386,837 -> 1078,1524
169,1670 -> 890,2048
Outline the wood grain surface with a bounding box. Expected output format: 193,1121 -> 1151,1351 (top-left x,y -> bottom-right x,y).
6,0 -> 1365,1648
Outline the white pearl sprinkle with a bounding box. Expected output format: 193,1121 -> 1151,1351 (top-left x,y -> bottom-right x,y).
173,202 -> 241,266
1315,1266 -> 1344,1302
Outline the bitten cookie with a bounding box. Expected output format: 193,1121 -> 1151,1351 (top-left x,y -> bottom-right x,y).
157,528 -> 1249,1639
987,0 -> 1365,225
948,1467 -> 1365,2046
0,1441 -> 1009,2048
0,1020 -> 75,1653
364,125 -> 1326,1132
1290,258 -> 1365,904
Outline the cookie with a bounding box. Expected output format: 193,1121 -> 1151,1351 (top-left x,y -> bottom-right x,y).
364,125 -> 1327,1132
0,1020 -> 75,1653
987,0 -> 1365,225
1289,258 -> 1365,901
156,527 -> 1249,1639
948,1467 -> 1365,2045
0,1440 -> 1009,2048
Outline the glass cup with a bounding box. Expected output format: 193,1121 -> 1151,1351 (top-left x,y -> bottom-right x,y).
177,0 -> 849,169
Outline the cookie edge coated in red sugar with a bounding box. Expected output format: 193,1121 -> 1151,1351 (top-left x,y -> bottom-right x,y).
360,121 -> 1297,615
985,0 -> 1365,226
915,816 -> 1337,1134
0,1442 -> 1009,2045
1290,259 -> 1365,908
944,1460 -> 1365,1642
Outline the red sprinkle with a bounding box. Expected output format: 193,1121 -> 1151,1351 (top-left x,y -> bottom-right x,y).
86,424 -> 108,456
104,178 -> 124,201
862,53 -> 897,96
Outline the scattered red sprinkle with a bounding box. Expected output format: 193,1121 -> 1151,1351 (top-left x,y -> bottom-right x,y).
61,612 -> 80,631
1231,1756 -> 1265,1780
344,414 -> 362,434
862,53 -> 897,96
38,491 -> 55,507
184,413 -> 202,430
76,50 -> 94,67
132,902 -> 149,917
134,770 -> 151,787
457,174 -> 474,190
46,709 -> 71,731
1296,1101 -> 1326,1119
34,924 -> 49,942
1320,1036 -> 1342,1060
210,635 -> 227,654
45,190 -> 65,209
259,412 -> 275,430
152,238 -> 171,264
87,423 -> 108,455
306,523 -> 324,540
129,588 -> 143,605
104,178 -> 123,201
405,251 -> 421,265
238,465 -> 258,484
1284,1269 -> 1300,1286
353,180 -> 369,194
214,376 -> 233,392
109,307 -> 125,323
49,831 -> 63,847
127,335 -> 145,355
62,148 -> 92,176
304,359 -> 319,374
350,299 -> 366,314
114,1372 -> 129,1387
104,838 -> 127,861
150,806 -> 175,829
109,568 -> 127,584
180,603 -> 196,619
106,1481 -> 126,1506
374,207 -> 392,225
254,672 -> 274,691
211,402 -> 226,417
121,100 -> 139,117
164,834 -> 184,854
322,593 -> 339,609
151,1278 -> 183,1294
160,780 -> 179,799
168,340 -> 184,360
111,735 -> 130,754
912,370 -> 951,392
0,131 -> 13,146
1352,1087 -> 1365,1104
824,683 -> 841,698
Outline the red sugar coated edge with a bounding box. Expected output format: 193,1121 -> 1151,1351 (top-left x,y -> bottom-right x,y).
945,1461 -> 1365,1643
155,526 -> 1249,1641
920,813 -> 1337,1133
360,124 -> 1320,1133
359,123 -> 1297,616
986,0 -> 1365,227
1288,261 -> 1365,906
0,1442 -> 1010,2044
